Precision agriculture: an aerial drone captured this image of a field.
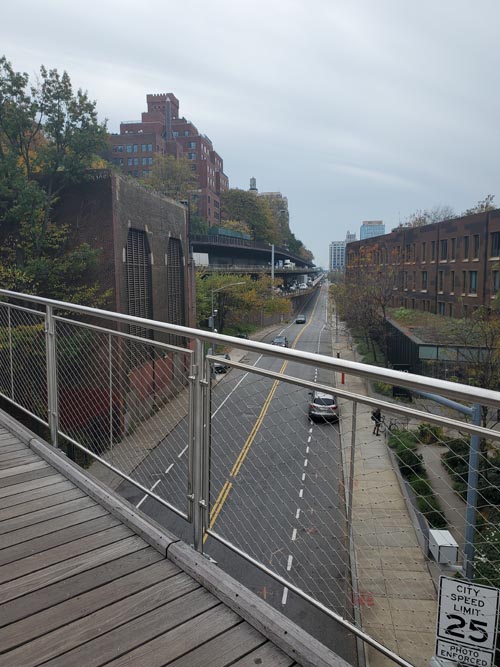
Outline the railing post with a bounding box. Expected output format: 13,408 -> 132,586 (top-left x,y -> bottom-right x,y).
45,305 -> 59,448
8,307 -> 14,400
464,403 -> 481,579
191,339 -> 209,553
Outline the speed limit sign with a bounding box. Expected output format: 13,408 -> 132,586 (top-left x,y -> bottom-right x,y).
436,576 -> 499,667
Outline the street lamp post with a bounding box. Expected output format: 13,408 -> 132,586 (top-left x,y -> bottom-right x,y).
270,244 -> 275,291
210,282 -> 245,333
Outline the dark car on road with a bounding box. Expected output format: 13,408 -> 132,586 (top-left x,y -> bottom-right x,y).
272,335 -> 288,347
308,391 -> 339,422
295,314 -> 306,324
213,353 -> 231,374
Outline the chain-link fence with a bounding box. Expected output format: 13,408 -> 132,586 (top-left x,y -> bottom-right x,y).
1,290 -> 500,667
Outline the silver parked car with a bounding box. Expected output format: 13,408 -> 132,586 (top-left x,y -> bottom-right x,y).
308,391 -> 339,422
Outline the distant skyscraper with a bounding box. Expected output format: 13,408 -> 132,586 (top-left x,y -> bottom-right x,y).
329,231 -> 357,270
360,220 -> 385,239
329,240 -> 346,271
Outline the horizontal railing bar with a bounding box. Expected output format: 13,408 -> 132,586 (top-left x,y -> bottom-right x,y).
206,529 -> 414,667
0,300 -> 46,318
2,289 -> 500,410
53,315 -> 193,356
58,431 -> 190,521
209,359 -> 500,442
0,394 -> 49,427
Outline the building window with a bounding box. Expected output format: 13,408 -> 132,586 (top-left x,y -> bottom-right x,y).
473,234 -> 480,259
190,165 -> 196,171
127,158 -> 133,166
148,157 -> 153,165
173,131 -> 179,137
462,271 -> 467,294
126,145 -> 133,153
142,170 -> 148,177
133,157 -> 139,165
142,157 -> 148,165
188,141 -> 196,148
469,271 -> 477,294
440,239 -> 447,261
421,271 -> 428,290
113,145 -> 124,153
421,242 -> 426,261
438,270 -> 444,292
133,144 -> 138,153
493,270 -> 499,294
464,236 -> 470,259
188,153 -> 196,160
448,303 -> 453,317
184,131 -> 190,136
141,144 -> 147,152
491,232 -> 500,257
431,241 -> 436,261
405,244 -> 410,262
450,270 -> 455,293
451,238 -> 456,260
438,302 -> 445,316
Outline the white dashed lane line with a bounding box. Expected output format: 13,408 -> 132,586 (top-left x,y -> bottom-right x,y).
136,462 -> 175,508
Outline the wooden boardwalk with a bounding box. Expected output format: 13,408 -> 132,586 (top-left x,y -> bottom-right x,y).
0,419 -> 349,667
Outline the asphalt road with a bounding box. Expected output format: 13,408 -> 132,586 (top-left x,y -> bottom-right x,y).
117,286 -> 358,664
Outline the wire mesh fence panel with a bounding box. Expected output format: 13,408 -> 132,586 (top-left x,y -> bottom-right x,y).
207,354 -> 353,620
55,319 -> 192,517
0,304 -> 47,423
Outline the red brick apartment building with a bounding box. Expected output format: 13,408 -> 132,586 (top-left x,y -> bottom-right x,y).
346,208 -> 500,318
108,94 -> 229,227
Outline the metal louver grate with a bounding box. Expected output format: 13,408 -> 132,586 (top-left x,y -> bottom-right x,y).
167,237 -> 185,327
126,229 -> 153,339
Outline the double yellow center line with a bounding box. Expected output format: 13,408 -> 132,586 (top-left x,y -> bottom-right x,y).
207,293 -> 321,537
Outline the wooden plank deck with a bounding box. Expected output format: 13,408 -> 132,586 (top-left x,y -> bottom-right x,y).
0,418 -> 350,667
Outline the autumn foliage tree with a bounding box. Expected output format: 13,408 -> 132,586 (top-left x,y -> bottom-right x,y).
334,243 -> 399,365
0,56 -> 108,302
145,154 -> 198,202
195,273 -> 289,333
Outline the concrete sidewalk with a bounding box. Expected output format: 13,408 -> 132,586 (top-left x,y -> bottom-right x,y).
334,329 -> 438,667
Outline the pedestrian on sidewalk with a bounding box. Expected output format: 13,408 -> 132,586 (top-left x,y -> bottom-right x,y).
371,407 -> 382,436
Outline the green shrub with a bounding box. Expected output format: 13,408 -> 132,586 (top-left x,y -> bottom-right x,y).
410,476 -> 433,497
416,494 -> 447,528
388,429 -> 418,450
373,381 -> 392,396
417,422 -> 444,444
395,440 -> 424,477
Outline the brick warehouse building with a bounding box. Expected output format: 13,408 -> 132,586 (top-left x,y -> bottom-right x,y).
51,170 -> 196,444
346,208 -> 500,318
108,93 -> 229,227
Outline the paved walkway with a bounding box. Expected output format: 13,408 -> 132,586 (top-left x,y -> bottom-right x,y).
420,444 -> 467,563
333,325 -> 438,667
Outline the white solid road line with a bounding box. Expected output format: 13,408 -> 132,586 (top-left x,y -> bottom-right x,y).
302,472 -> 306,481
282,587 -> 289,604
299,488 -> 303,498
287,554 -> 293,571
165,463 -> 174,474
292,528 -> 297,541
304,459 -> 308,467
178,445 -> 188,458
295,508 -> 301,519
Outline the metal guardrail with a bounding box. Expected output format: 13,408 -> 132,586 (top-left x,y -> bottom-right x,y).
1,289 -> 499,667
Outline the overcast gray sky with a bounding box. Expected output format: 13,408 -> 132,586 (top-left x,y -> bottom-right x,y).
2,0 -> 499,266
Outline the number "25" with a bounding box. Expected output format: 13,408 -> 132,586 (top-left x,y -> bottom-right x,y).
445,614 -> 488,643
